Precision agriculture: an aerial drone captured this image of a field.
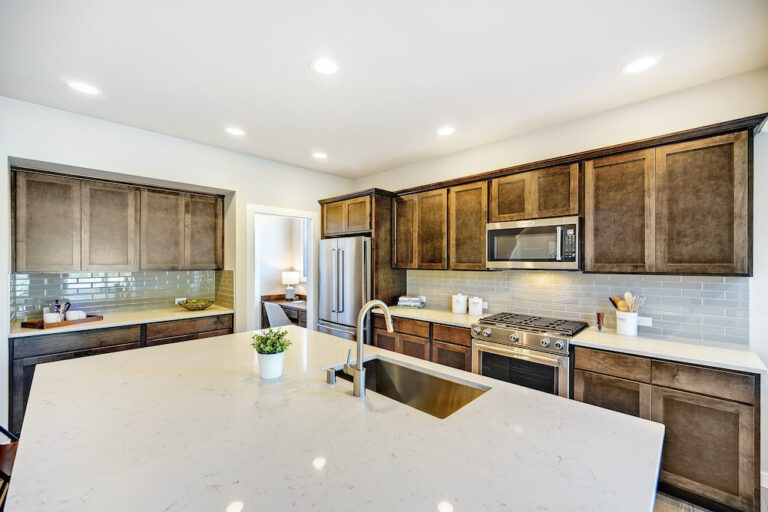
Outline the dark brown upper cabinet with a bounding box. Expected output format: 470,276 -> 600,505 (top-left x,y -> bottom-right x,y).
449,181 -> 487,270
585,149 -> 656,273
15,172 -> 82,272
585,132 -> 750,275
530,163 -> 579,218
393,194 -> 418,268
655,132 -> 749,275
322,196 -> 371,236
489,172 -> 530,222
140,189 -> 186,270
416,188 -> 448,269
185,194 -> 224,269
82,181 -> 139,271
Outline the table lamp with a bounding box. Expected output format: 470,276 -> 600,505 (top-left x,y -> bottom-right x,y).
282,271 -> 300,300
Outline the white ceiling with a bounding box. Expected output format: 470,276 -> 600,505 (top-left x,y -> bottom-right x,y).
1,0 -> 767,178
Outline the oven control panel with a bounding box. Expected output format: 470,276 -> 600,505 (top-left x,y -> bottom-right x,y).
471,324 -> 570,356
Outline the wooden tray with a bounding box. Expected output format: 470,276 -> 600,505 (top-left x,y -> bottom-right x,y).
21,315 -> 104,330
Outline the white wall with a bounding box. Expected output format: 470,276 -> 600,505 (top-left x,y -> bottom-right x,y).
354,67 -> 768,191
0,96 -> 354,426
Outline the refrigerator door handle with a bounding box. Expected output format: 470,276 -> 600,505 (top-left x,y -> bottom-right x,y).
338,249 -> 344,313
331,248 -> 337,313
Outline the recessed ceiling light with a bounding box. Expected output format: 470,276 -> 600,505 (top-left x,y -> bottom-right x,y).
67,81 -> 100,95
437,126 -> 455,136
225,127 -> 246,136
623,54 -> 661,74
311,57 -> 338,75
312,152 -> 328,159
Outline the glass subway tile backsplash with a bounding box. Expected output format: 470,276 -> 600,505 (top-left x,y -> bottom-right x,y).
10,270 -> 232,322
407,270 -> 750,345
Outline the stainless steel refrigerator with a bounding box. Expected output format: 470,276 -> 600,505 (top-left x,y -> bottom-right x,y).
317,237 -> 371,340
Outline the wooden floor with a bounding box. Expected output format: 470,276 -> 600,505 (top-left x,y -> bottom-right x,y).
654,488 -> 768,512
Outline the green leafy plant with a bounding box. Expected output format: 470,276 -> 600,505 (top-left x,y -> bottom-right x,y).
252,328 -> 292,354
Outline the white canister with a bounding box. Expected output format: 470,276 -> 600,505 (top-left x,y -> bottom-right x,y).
468,297 -> 483,316
43,312 -> 62,324
616,311 -> 638,337
65,310 -> 87,321
257,351 -> 286,379
451,294 -> 468,314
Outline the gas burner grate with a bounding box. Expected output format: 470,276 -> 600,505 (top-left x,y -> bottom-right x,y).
480,312 -> 588,336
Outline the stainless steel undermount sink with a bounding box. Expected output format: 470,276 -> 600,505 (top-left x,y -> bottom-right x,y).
331,356 -> 489,419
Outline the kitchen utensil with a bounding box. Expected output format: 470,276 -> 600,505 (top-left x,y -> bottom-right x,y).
630,296 -> 646,313
61,301 -> 71,315
609,297 -> 619,309
617,300 -> 629,312
624,292 -> 634,310
596,312 -> 605,332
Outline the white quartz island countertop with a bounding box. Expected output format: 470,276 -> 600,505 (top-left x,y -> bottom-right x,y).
9,326 -> 664,511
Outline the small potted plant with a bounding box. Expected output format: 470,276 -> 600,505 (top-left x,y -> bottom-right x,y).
252,328 -> 292,379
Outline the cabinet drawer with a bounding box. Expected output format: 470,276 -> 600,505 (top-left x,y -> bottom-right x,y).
573,347 -> 651,383
146,328 -> 231,347
13,325 -> 141,359
652,360 -> 756,405
373,315 -> 430,338
432,324 -> 471,347
146,314 -> 233,340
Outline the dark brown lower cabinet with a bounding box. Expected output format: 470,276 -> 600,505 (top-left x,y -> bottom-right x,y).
431,340 -> 471,372
571,346 -> 760,512
573,369 -> 651,419
10,313 -> 234,435
373,328 -> 398,352
399,334 -> 429,360
652,387 -> 757,512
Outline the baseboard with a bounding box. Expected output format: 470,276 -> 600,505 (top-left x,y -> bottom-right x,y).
762,471 -> 768,488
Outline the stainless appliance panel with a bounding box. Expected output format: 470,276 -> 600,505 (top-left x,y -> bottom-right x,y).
318,238 -> 337,324
335,237 -> 370,327
472,338 -> 569,397
318,320 -> 357,340
486,216 -> 579,270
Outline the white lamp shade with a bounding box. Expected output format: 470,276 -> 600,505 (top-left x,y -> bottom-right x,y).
282,271 -> 300,286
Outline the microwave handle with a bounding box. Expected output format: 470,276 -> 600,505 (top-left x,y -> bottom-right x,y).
556,226 -> 563,261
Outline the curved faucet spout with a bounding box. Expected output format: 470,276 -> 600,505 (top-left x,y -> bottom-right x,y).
344,300 -> 393,398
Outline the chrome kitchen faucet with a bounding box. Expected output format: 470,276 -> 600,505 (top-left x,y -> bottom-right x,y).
343,300 -> 393,397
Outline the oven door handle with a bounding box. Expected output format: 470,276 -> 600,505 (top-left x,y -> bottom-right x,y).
473,340 -> 566,368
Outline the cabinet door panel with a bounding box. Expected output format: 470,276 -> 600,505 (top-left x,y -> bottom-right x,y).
393,195 -> 418,268
417,189 -> 448,269
431,340 -> 471,372
573,369 -> 650,419
373,329 -> 398,352
323,202 -> 345,236
531,163 -> 579,218
449,181 -> 487,270
399,334 -> 429,360
140,189 -> 185,269
15,171 -> 81,271
655,132 -> 749,275
185,194 -> 223,269
585,150 -> 655,272
345,197 -> 370,232
651,386 -> 756,511
489,173 -> 530,221
82,181 -> 138,270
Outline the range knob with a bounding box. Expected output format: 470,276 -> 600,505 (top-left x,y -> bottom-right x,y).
482,328 -> 492,337
509,333 -> 520,342
471,327 -> 481,336
554,339 -> 565,350
540,337 -> 551,347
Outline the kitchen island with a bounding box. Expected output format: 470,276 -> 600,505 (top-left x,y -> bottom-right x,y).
8,326 -> 664,511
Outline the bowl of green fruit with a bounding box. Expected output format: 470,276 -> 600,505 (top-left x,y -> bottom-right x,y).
178,299 -> 214,311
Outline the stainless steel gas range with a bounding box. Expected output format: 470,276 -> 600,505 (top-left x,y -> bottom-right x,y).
471,313 -> 588,397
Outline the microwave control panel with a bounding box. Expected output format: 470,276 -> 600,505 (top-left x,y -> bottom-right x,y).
563,228 -> 577,261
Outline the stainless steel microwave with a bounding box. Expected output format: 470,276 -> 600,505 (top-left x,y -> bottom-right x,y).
486,216 -> 580,270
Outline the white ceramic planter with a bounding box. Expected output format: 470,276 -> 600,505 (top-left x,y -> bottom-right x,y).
256,351 -> 286,379
616,311 -> 638,337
